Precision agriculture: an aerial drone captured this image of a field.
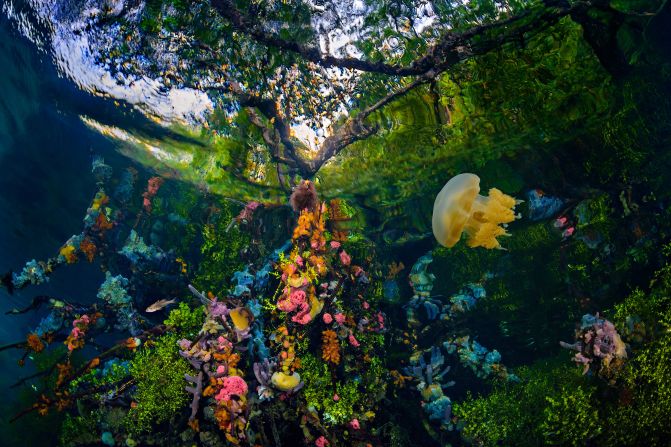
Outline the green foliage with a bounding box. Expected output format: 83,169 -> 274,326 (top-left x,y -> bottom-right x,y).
359,355 -> 387,398
59,407 -> 129,446
319,18 -> 614,226
432,0 -> 532,31
163,302 -> 205,338
457,255 -> 671,446
614,245 -> 671,331
605,329 -> 671,445
433,221 -> 571,354
586,74 -> 671,185
59,412 -> 99,447
193,200 -> 251,296
140,0 -> 193,33
125,334 -> 191,434
432,241 -> 499,291
83,119 -> 285,204
605,259 -> 671,445
69,360 -> 129,391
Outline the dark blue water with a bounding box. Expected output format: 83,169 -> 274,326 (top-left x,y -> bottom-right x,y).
0,16 -> 145,444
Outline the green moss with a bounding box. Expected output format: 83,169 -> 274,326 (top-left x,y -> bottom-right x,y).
573,195 -> 614,234
139,17 -> 161,33
69,359 -> 129,391
456,252 -> 671,446
589,75 -> 671,184
507,222 -> 560,251
605,259 -> 671,445
615,249 -> 671,330
59,412 -> 99,447
300,353 -> 359,425
360,356 -> 387,398
432,242 -> 499,291
339,236 -> 377,268
125,334 -> 191,434
604,330 -> 671,445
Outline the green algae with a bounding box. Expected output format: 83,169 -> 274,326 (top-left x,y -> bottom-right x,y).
192,200 -> 251,297
125,334 -> 191,434
163,302 -> 205,339
455,247 -> 671,446
299,353 -> 360,426
454,358 -> 598,446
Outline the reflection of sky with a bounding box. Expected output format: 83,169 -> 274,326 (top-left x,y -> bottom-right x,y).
3,0 -> 439,151
310,0 -> 436,58
3,0 -> 212,126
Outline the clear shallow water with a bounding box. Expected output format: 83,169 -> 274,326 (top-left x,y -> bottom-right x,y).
0,2 -> 670,447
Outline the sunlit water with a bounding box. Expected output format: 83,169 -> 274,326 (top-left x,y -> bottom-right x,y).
0,1 -> 669,446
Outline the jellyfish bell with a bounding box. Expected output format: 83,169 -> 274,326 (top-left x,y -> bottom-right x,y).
432,173 -> 481,248
432,173 -> 522,249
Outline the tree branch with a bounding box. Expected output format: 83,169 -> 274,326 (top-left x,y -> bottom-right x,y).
222,76 -> 313,175
227,67 -> 436,177
210,0 -> 586,76
201,0 -> 623,178
303,71 -> 438,174
210,0 -> 414,75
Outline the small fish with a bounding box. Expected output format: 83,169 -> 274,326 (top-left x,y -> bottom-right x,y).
145,298 -> 177,313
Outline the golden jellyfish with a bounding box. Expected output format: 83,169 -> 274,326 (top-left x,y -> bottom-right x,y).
432,173 -> 522,249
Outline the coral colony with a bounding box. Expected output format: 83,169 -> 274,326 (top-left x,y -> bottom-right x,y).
560,314 -> 627,383
4,155 -> 671,446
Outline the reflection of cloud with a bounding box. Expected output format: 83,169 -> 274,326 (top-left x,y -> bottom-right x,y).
51,33 -> 212,124
0,11 -> 41,148
81,116 -> 194,165
3,0 -> 212,126
291,123 -> 320,151
309,0 -> 436,58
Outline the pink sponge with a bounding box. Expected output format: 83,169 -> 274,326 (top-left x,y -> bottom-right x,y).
215,376 -> 248,402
